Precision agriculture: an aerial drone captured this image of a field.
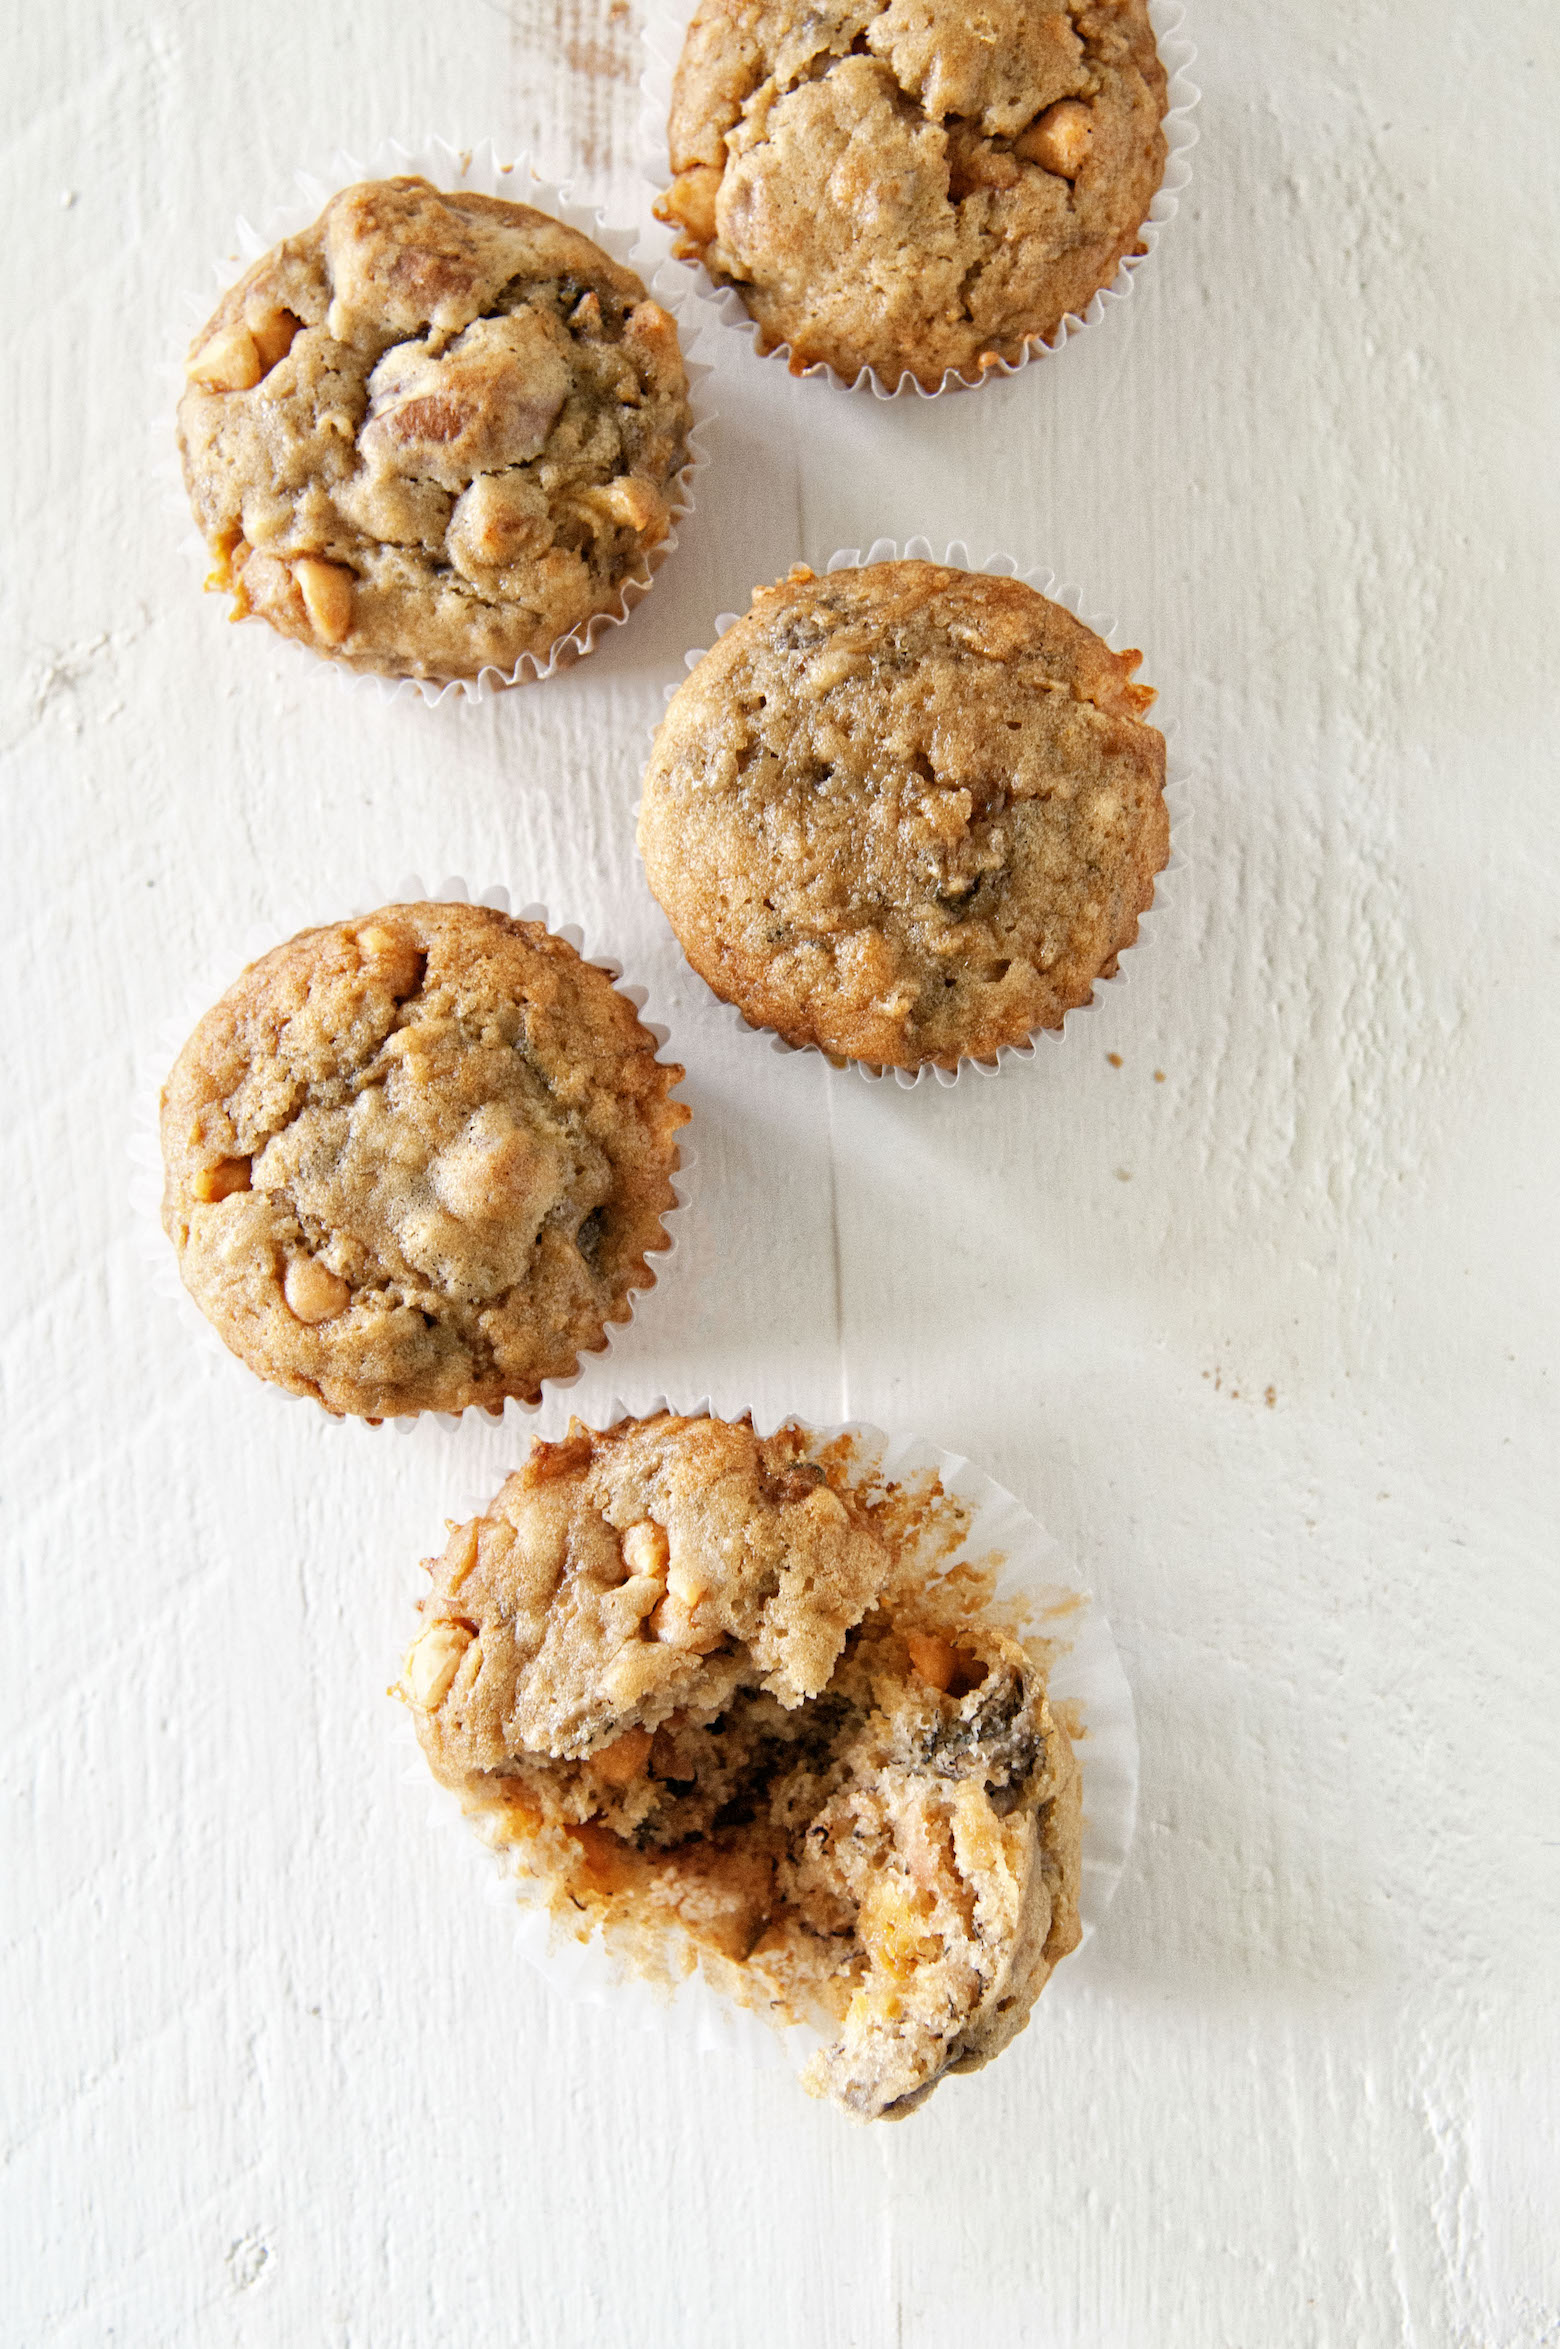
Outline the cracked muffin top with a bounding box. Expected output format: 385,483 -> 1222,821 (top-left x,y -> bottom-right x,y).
656,0 -> 1167,387
160,903 -> 688,1419
402,1414 -> 1082,2118
637,560 -> 1169,1070
408,1414 -> 892,1754
177,177 -> 694,682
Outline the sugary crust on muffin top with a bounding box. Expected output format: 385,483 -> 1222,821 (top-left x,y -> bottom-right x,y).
657,0 -> 1167,386
638,561 -> 1168,1070
178,177 -> 692,680
160,903 -> 687,1418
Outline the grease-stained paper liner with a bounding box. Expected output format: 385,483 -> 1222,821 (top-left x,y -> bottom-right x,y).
396,1400 -> 1138,2092
162,137 -> 714,707
636,0 -> 1199,398
642,535 -> 1187,1090
128,879 -> 693,1437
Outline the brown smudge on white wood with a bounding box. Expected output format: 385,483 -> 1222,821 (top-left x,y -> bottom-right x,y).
508,0 -> 642,175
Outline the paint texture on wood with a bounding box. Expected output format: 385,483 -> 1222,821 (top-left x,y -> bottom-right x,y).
2,1 -> 1558,2343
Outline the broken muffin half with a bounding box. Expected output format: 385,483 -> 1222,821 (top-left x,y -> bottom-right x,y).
399,1411 -> 1081,2118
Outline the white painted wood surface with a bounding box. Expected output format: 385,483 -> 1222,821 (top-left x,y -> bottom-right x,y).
4,1 -> 1558,2341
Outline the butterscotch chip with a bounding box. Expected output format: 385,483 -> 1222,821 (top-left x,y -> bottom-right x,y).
192,1156 -> 250,1204
186,324 -> 262,392
905,1630 -> 958,1690
293,556 -> 355,646
404,1620 -> 475,1710
1016,97 -> 1095,178
404,1412 -> 1082,2119
160,903 -> 688,1418
638,561 -> 1168,1071
657,0 -> 1167,387
283,1256 -> 352,1325
177,176 -> 693,681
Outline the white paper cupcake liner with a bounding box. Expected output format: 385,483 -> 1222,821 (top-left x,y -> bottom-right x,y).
128,878 -> 694,1437
396,1400 -> 1138,2093
162,136 -> 714,706
636,0 -> 1199,398
642,535 -> 1186,1089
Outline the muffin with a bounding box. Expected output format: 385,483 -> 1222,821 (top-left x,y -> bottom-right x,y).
637,560 -> 1168,1071
160,904 -> 688,1418
400,1411 -> 1082,2119
656,0 -> 1168,387
178,176 -> 694,681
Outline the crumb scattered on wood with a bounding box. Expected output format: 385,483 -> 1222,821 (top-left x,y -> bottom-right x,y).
1201,1368 -> 1280,1409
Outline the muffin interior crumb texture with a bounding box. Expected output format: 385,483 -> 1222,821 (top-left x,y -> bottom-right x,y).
404,1413 -> 1082,2119
160,904 -> 687,1419
637,560 -> 1169,1070
657,0 -> 1168,386
178,177 -> 693,681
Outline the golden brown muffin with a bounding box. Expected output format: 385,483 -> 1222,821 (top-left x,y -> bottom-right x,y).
160,904 -> 688,1418
656,0 -> 1167,387
638,561 -> 1168,1070
178,177 -> 693,681
401,1413 -> 1082,2118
